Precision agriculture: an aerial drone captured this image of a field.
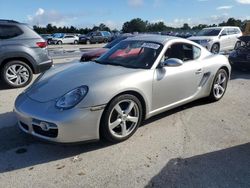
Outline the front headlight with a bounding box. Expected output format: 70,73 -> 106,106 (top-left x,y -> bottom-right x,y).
56,85 -> 88,110
200,39 -> 211,44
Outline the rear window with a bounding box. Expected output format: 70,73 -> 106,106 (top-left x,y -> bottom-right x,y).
0,24 -> 23,39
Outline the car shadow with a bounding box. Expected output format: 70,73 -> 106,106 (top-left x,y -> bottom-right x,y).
146,143 -> 250,188
0,98 -> 212,173
0,82 -> 12,90
142,98 -> 211,126
230,69 -> 250,80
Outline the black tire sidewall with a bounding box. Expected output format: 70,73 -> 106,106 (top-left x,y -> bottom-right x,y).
209,69 -> 228,101
1,60 -> 33,88
211,43 -> 220,54
100,94 -> 143,143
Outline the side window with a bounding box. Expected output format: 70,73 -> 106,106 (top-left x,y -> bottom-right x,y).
96,32 -> 102,36
193,46 -> 201,59
228,28 -> 236,35
221,29 -> 227,36
164,43 -> 201,63
0,25 -> 23,39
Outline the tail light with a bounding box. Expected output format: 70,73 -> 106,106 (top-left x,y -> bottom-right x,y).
36,42 -> 47,48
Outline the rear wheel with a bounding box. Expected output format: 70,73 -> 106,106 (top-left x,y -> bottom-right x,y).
86,40 -> 90,45
0,60 -> 33,88
209,69 -> 228,101
100,94 -> 143,143
57,41 -> 62,45
211,43 -> 220,54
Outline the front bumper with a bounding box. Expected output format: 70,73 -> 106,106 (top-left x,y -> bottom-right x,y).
14,94 -> 104,143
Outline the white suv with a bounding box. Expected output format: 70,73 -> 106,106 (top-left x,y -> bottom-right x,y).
51,33 -> 79,45
188,26 -> 242,53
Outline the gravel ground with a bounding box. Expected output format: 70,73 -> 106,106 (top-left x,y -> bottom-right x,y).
0,45 -> 249,188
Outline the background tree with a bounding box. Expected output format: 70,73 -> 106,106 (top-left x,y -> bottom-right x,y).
122,18 -> 147,33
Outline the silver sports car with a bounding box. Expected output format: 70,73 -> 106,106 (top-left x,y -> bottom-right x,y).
15,35 -> 231,143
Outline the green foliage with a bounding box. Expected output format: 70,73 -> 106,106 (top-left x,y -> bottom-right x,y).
33,17 -> 248,34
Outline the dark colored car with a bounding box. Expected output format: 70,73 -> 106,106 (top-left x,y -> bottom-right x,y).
229,36 -> 250,70
40,34 -> 53,44
80,34 -> 133,62
79,31 -> 112,44
0,20 -> 52,88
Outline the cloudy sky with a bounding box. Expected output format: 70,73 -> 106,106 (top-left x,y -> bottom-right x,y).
0,0 -> 249,29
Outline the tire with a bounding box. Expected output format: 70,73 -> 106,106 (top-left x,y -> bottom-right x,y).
86,40 -> 90,45
211,43 -> 220,54
234,41 -> 241,50
208,69 -> 228,102
57,41 -> 62,45
74,40 -> 78,44
103,38 -> 108,43
0,60 -> 33,88
100,94 -> 143,143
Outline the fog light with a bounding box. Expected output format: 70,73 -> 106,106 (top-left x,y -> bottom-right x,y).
39,122 -> 50,131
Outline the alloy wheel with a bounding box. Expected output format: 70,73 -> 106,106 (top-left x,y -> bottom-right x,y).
108,99 -> 139,138
213,71 -> 227,99
5,64 -> 30,86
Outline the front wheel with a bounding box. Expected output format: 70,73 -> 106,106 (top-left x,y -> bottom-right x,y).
57,41 -> 62,45
211,43 -> 220,54
0,60 -> 33,88
74,40 -> 78,44
209,69 -> 228,101
100,94 -> 143,143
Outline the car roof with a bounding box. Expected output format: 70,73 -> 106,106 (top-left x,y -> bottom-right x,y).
125,34 -> 178,45
204,26 -> 240,29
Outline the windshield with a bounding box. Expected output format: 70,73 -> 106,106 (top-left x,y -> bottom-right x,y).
197,28 -> 221,36
104,36 -> 128,49
52,33 -> 64,38
97,40 -> 163,69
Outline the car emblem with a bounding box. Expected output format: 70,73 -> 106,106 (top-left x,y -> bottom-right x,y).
39,122 -> 50,131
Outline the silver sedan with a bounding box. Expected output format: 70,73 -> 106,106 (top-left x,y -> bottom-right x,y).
14,35 -> 231,143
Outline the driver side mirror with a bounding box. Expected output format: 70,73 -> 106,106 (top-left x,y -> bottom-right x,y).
159,58 -> 183,68
219,33 -> 227,38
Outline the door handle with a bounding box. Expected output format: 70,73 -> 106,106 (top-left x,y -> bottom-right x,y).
195,69 -> 203,74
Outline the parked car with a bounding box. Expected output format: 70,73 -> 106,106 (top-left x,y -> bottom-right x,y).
51,33 -> 79,45
15,35 -> 231,143
40,34 -> 53,44
188,26 -> 242,54
79,31 -> 112,44
229,36 -> 250,70
80,34 -> 134,62
0,20 -> 52,88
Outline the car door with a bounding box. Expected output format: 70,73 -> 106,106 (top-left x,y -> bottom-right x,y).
66,36 -> 75,43
219,29 -> 230,51
91,32 -> 98,43
227,28 -> 237,49
152,43 -> 204,111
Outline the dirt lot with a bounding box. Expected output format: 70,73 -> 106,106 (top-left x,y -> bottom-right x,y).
0,45 -> 250,188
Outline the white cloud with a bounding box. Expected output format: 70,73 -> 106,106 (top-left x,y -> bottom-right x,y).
216,6 -> 233,10
128,0 -> 144,7
236,0 -> 250,4
26,8 -> 77,27
35,8 -> 44,16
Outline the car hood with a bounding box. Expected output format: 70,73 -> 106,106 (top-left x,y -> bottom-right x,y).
188,36 -> 217,41
82,48 -> 108,57
26,61 -> 139,103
